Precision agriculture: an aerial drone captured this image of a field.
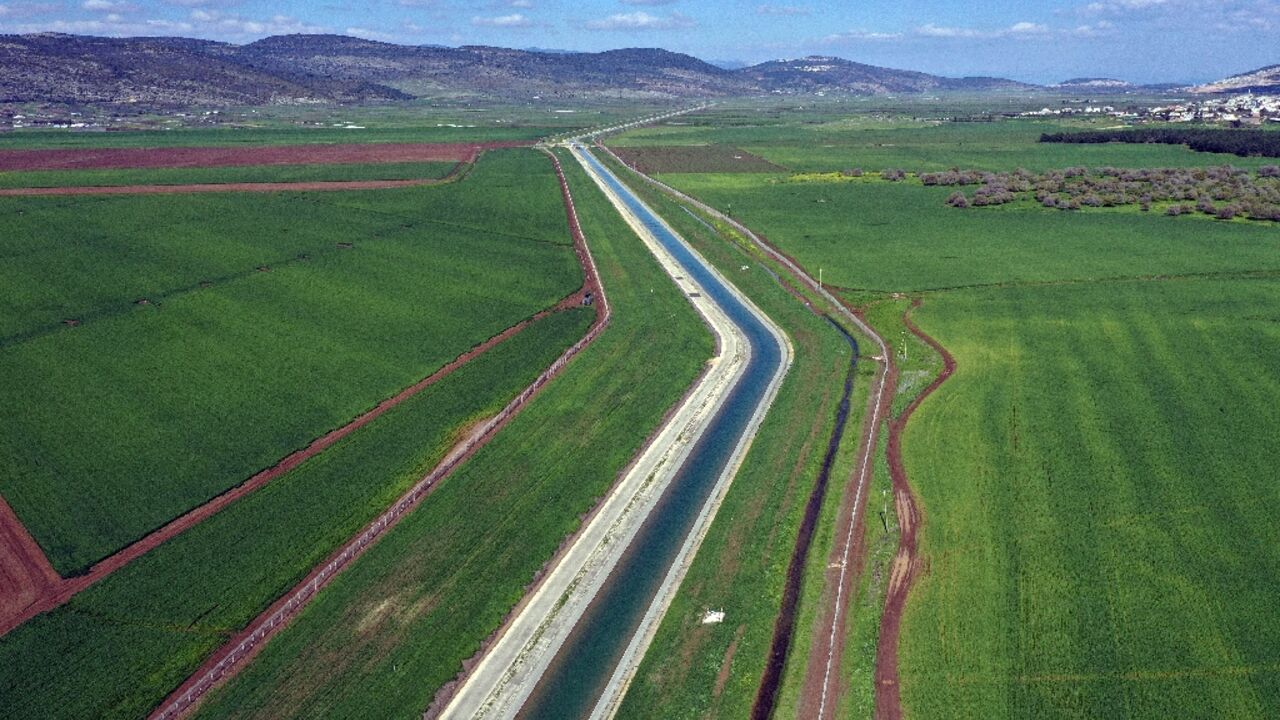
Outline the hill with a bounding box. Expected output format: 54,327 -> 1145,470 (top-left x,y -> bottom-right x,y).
0,33 -> 1040,107
739,56 -> 1036,94
1191,64 -> 1280,94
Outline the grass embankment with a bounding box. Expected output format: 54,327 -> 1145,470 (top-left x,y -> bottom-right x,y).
0,148 -> 579,574
183,147 -> 713,719
589,151 -> 890,720
650,148 -> 1280,718
0,161 -> 457,188
0,307 -> 592,720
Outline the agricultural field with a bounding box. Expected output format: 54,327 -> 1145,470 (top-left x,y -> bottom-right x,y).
611,109 -> 1277,173
611,106 -> 1280,718
0,161 -> 457,188
184,147 -> 713,719
0,306 -> 592,719
0,147 -> 581,574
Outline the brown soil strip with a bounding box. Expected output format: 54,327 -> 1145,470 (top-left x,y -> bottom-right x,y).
148,149 -> 610,720
874,298 -> 955,720
0,179 -> 439,196
0,150 -> 596,641
0,141 -> 527,172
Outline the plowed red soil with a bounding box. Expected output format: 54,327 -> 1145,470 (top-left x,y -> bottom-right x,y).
0,179 -> 438,196
0,496 -> 60,624
0,141 -> 526,171
875,298 -> 955,720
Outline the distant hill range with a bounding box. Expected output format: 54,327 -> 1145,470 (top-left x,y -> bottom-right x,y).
1191,64 -> 1280,94
0,32 -> 1045,107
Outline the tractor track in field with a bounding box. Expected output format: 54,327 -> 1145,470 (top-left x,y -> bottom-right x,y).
0,150 -> 600,642
0,178 -> 442,196
875,297 -> 955,720
146,148 -> 609,720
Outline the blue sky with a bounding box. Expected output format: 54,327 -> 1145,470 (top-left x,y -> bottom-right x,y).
0,0 -> 1277,83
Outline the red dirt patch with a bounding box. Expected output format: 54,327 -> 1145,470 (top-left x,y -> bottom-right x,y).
0,496 -> 60,625
0,179 -> 440,197
610,145 -> 787,175
0,141 -> 526,172
874,298 -> 955,720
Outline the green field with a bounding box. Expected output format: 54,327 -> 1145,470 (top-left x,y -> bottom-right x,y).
661,174 -> 1279,294
635,115 -> 1280,718
0,161 -> 456,188
898,278 -> 1280,718
184,147 -> 713,719
0,306 -> 592,719
0,147 -> 580,575
613,113 -> 1275,173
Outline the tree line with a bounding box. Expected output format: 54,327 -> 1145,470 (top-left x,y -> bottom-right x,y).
1040,128 -> 1280,158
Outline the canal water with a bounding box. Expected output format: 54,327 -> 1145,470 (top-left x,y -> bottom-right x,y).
515,148 -> 785,719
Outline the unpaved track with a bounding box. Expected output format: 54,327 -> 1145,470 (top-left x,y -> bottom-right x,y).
595,139 -> 894,720
148,149 -> 608,720
0,141 -> 525,171
874,299 -> 955,720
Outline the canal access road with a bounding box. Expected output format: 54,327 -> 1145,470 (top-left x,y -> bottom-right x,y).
439,141 -> 791,720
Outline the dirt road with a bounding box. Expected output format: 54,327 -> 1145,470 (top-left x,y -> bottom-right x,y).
874,299 -> 955,720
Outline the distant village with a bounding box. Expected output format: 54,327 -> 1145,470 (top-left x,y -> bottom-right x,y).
1021,93 -> 1280,125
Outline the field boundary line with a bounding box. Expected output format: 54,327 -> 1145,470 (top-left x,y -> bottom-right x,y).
146,149 -> 610,720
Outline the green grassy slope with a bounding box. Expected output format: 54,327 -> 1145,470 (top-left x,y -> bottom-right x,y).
0,148 -> 580,574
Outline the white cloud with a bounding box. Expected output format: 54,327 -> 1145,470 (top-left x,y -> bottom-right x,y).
757,4 -> 809,15
187,9 -> 327,36
345,26 -> 400,41
505,0 -> 534,7
821,28 -> 903,43
82,0 -> 136,12
916,21 -> 1049,38
471,13 -> 532,27
584,10 -> 694,30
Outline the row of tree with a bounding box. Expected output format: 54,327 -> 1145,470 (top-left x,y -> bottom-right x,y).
940,165 -> 1280,221
1039,128 -> 1280,158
